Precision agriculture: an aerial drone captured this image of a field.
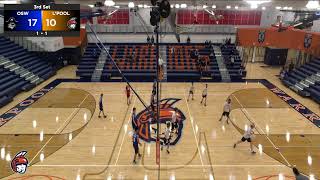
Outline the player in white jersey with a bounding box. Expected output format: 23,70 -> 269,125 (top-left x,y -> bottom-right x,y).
171,109 -> 179,134
200,84 -> 208,106
161,122 -> 171,154
187,82 -> 195,101
233,123 -> 256,154
219,99 -> 231,124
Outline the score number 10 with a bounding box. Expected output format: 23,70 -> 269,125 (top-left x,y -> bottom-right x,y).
28,19 -> 57,26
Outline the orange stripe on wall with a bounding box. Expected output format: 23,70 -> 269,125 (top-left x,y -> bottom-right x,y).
237,27 -> 320,57
63,28 -> 87,47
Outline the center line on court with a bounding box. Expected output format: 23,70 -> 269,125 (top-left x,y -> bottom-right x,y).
232,94 -> 291,166
33,164 -> 286,167
114,96 -> 137,165
29,94 -> 89,164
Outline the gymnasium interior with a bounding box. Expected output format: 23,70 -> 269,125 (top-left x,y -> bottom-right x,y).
0,0 -> 319,179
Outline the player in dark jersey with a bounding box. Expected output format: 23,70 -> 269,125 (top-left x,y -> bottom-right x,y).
131,107 -> 138,130
98,93 -> 107,118
132,129 -> 142,164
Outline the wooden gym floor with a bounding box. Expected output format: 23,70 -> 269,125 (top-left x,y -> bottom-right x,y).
0,63 -> 319,180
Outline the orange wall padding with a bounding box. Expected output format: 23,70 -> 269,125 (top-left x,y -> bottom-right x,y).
237,27 -> 320,57
63,28 -> 87,47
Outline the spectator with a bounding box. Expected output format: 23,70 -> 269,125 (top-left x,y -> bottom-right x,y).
93,48 -> 97,57
280,66 -> 288,80
289,61 -> 294,72
151,36 -> 154,44
230,55 -> 235,67
195,49 -> 199,58
147,36 -> 150,43
187,36 -> 191,44
171,47 -> 175,54
292,167 -> 309,180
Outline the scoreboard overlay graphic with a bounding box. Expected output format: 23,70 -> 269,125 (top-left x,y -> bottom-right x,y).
4,4 -> 80,36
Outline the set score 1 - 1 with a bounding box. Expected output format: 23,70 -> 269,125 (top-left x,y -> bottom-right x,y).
4,4 -> 80,36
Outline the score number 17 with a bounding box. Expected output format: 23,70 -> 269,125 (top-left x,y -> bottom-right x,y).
28,19 -> 57,26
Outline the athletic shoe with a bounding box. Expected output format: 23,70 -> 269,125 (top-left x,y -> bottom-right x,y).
251,151 -> 256,154
233,144 -> 236,148
98,116 -> 101,118
133,160 -> 136,164
104,116 -> 107,118
167,150 -> 170,154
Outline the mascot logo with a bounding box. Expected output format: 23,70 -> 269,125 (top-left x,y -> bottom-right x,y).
11,151 -> 28,174
133,98 -> 186,145
258,30 -> 266,43
6,17 -> 18,30
67,17 -> 77,30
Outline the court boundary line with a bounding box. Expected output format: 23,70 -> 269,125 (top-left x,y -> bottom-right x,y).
82,91 -> 133,179
183,89 -> 209,178
260,80 -> 320,127
232,94 -> 291,166
2,79 -> 318,129
114,96 -> 137,165
32,164 -> 287,167
29,94 -> 89,164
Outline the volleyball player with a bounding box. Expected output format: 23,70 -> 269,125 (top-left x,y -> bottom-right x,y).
219,99 -> 231,124
132,128 -> 142,164
126,85 -> 131,105
233,123 -> 256,154
161,122 -> 171,154
187,82 -> 195,101
171,108 -> 178,134
200,84 -> 208,106
131,107 -> 138,130
98,93 -> 107,118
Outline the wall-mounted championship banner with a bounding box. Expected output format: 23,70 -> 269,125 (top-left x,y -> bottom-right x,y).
304,34 -> 312,48
258,30 -> 266,43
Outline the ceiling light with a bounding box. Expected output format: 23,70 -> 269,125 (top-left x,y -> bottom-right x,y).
114,5 -> 120,8
226,5 -> 231,9
262,6 -> 266,10
310,174 -> 315,180
203,5 -> 208,9
104,0 -> 115,6
144,4 -> 149,8
181,4 -> 187,8
212,5 -> 216,9
276,6 -> 282,9
0,0 -> 17,4
128,2 -> 134,8
251,4 -> 258,9
88,4 -> 94,8
138,4 -> 143,8
288,7 -> 293,10
235,6 -> 239,9
283,6 -> 288,10
245,0 -> 271,9
175,4 -> 180,8
306,0 -> 320,9
170,4 -> 174,8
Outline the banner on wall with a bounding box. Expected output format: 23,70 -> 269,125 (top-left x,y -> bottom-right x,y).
237,27 -> 320,57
